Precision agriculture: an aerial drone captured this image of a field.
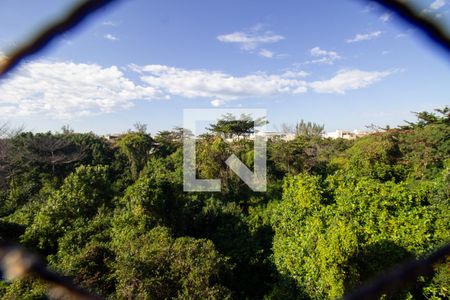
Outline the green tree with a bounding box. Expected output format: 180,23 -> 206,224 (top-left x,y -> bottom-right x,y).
401,106 -> 449,129
110,223 -> 231,299
22,165 -> 111,252
50,209 -> 115,296
272,173 -> 449,299
117,132 -> 154,180
208,113 -> 268,139
154,127 -> 184,157
280,119 -> 325,137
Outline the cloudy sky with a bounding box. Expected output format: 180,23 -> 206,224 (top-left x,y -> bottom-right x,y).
0,0 -> 449,134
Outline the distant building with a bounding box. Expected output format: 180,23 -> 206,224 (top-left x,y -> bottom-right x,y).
103,134 -> 121,143
255,131 -> 296,141
222,131 -> 296,142
324,129 -> 371,140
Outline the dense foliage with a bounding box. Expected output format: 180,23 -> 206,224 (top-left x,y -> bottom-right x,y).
0,108 -> 448,299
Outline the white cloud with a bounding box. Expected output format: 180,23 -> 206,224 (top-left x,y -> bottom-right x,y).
102,21 -> 117,26
395,28 -> 414,39
309,69 -> 393,94
423,0 -> 447,15
347,31 -> 382,43
306,47 -> 341,64
104,33 -> 118,41
380,13 -> 391,22
217,31 -> 284,50
0,61 -> 159,119
361,2 -> 378,13
258,49 -> 274,58
281,70 -> 310,78
430,0 -> 446,10
135,64 -> 308,105
217,25 -> 284,58
135,64 -> 392,105
211,99 -> 225,107
0,59 -> 393,115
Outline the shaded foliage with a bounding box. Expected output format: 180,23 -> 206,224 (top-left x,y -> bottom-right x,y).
0,109 -> 448,299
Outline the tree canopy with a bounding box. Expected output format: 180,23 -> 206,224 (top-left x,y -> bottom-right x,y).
208,113 -> 268,139
0,108 -> 448,299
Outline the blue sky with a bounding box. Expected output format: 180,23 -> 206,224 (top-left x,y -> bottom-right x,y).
0,0 -> 449,134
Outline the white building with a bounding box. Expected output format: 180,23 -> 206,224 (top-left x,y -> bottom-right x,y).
324,129 -> 370,140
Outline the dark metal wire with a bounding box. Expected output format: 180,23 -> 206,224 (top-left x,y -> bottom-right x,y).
0,2 -> 118,298
367,0 -> 450,55
0,0 -> 119,78
344,243 -> 450,300
0,240 -> 103,300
